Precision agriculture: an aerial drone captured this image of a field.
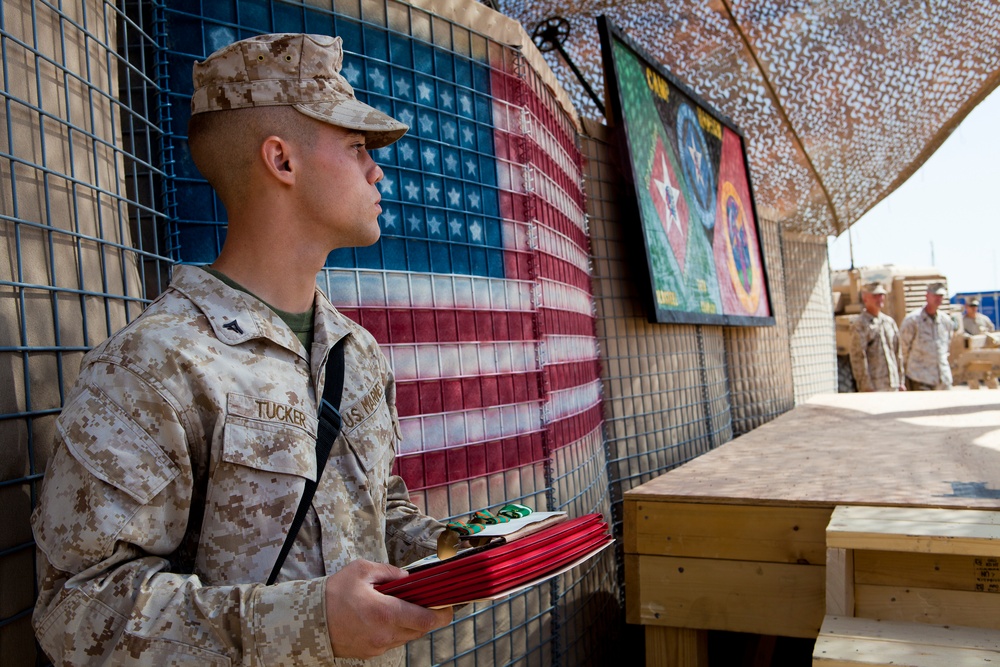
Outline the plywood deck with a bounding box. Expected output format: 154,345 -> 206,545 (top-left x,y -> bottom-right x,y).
627,390 -> 1000,664
626,390 -> 1000,509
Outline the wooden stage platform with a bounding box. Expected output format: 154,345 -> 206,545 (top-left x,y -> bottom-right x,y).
624,389 -> 1000,666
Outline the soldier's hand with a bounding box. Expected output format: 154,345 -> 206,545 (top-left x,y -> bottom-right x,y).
324,559 -> 453,659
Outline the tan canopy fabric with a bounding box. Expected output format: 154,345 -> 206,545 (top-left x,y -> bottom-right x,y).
497,0 -> 1000,235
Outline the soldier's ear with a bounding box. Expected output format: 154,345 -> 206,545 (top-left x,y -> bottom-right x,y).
261,136 -> 296,184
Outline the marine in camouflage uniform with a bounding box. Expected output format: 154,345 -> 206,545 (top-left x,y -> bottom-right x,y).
900,282 -> 956,390
848,283 -> 903,392
32,34 -> 449,666
963,298 -> 995,335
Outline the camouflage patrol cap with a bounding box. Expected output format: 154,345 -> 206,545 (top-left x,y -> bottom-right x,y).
862,281 -> 887,295
927,282 -> 947,296
190,33 -> 407,149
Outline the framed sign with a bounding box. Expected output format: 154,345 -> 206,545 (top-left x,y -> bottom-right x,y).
598,16 -> 774,326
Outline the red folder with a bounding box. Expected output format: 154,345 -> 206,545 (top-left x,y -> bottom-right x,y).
377,513 -> 613,608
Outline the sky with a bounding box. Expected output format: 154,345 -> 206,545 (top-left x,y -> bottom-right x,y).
827,85 -> 1000,297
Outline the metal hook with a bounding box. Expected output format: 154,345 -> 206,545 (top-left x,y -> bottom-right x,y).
531,16 -> 606,116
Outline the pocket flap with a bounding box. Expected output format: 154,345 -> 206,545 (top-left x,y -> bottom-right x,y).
223,395 -> 317,480
57,385 -> 180,505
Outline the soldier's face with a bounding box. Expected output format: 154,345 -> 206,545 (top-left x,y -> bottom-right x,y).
297,123 -> 385,249
862,292 -> 884,312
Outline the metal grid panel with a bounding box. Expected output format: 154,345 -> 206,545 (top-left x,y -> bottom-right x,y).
551,428 -> 620,665
515,36 -> 618,667
724,217 -> 794,435
782,230 -> 836,404
581,118 -> 732,519
581,118 -> 733,664
152,1 -> 608,665
1,0 -> 843,664
0,1 -> 170,663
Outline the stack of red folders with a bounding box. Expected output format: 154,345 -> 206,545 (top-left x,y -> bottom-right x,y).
376,513 -> 613,608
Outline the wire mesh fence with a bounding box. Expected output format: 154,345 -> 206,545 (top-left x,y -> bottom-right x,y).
782,230 -> 837,404
581,117 -> 732,533
0,0 -> 837,664
0,1 -> 171,662
724,218 -> 795,436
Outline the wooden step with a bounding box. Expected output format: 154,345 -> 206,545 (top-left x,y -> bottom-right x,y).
813,615 -> 1000,666
825,506 -> 1000,622
827,505 -> 1000,556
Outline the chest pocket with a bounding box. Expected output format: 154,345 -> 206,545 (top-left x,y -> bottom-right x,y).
221,416 -> 317,479
865,322 -> 886,346
197,395 -> 318,584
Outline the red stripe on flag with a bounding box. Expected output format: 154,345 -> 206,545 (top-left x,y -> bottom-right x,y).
536,253 -> 593,292
395,370 -> 543,417
521,82 -> 581,161
393,431 -> 547,491
549,404 -> 604,451
536,199 -> 588,251
526,142 -> 586,211
544,360 -> 602,393
539,309 -> 597,337
341,308 -> 537,345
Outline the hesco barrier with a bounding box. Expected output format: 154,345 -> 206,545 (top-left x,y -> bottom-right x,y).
724,217 -> 795,436
782,231 -> 837,404
1,1 -> 836,665
0,1 -> 171,664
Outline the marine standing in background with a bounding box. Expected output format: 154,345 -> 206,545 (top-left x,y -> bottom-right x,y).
848,282 -> 905,392
963,297 -> 995,335
900,282 -> 956,391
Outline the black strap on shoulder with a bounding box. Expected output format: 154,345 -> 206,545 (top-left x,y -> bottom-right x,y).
267,337 -> 347,585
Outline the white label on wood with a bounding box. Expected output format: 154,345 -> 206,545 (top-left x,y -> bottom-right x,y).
975,557 -> 1000,593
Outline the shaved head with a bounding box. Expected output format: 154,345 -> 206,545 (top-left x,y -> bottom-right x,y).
187,106 -> 318,205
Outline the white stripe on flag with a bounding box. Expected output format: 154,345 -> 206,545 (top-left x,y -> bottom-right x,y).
398,401 -> 544,455
386,341 -> 540,381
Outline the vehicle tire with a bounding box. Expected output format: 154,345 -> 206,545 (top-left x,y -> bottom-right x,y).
837,354 -> 856,393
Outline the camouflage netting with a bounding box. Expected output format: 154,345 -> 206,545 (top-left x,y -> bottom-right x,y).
497,0 -> 1000,235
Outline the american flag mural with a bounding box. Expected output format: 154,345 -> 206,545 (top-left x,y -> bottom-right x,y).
314,20 -> 601,521
160,1 -> 611,663
167,12 -> 598,516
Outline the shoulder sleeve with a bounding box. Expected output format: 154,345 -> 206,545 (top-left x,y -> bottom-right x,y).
847,316 -> 871,391
32,360 -> 335,666
899,315 -> 916,367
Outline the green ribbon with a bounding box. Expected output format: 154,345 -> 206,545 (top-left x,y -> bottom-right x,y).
437,504 -> 536,559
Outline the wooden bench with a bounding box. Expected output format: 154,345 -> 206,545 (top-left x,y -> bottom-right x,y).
815,505 -> 1000,665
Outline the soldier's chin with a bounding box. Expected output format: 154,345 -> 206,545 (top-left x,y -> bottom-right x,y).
362,227 -> 381,247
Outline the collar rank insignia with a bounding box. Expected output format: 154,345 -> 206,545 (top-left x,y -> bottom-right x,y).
222,319 -> 244,335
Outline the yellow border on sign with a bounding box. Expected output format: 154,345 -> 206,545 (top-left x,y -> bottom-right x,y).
721,181 -> 760,314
